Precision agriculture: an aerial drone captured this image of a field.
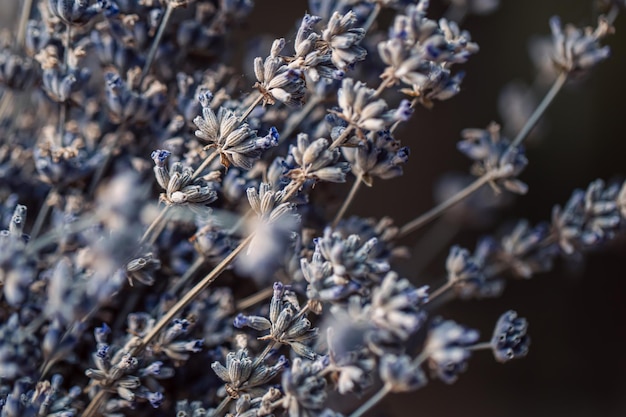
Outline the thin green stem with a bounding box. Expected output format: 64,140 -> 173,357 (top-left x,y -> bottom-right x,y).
140,2 -> 174,86
398,173 -> 494,238
348,384 -> 392,417
332,173 -> 363,228
510,72 -> 567,149
134,234 -> 254,353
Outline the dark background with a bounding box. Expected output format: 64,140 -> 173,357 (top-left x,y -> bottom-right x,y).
242,1 -> 626,417
1,0 -> 623,416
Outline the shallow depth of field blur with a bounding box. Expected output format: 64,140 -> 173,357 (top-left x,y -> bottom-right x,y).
1,0 -> 626,416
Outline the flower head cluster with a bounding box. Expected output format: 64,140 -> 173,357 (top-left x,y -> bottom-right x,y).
378,1 -> 479,106
342,129 -> 410,186
151,149 -> 217,209
549,15 -> 612,75
332,78 -> 409,133
234,282 -> 318,359
193,91 -> 279,169
254,39 -> 306,107
284,133 -> 351,185
457,122 -> 529,194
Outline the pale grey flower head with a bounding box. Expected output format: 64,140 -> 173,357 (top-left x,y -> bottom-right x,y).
321,11 -> 367,71
551,179 -> 621,255
457,122 -> 529,194
254,38 -> 306,107
334,78 -> 401,132
290,11 -> 365,81
380,354 -> 427,393
549,15 -> 612,74
341,129 -> 410,186
366,271 -> 428,341
286,133 -> 350,184
211,345 -> 287,397
193,91 -> 279,169
423,318 -> 479,384
151,150 -> 217,209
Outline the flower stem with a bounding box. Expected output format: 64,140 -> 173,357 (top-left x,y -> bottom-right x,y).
213,396 -> 233,417
332,173 -> 363,228
192,149 -> 219,180
426,281 -> 453,304
236,286 -> 274,310
238,93 -> 264,123
169,255 -> 205,295
81,389 -> 108,417
140,1 -> 174,86
329,125 -> 354,150
510,71 -> 567,149
139,205 -> 172,245
252,340 -> 279,368
134,234 -> 254,353
15,0 -> 33,50
348,384 -> 392,417
30,187 -> 55,240
281,95 -> 322,142
399,173 -> 493,238
362,3 -> 382,33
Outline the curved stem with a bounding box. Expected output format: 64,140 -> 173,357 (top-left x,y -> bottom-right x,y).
134,234 -> 254,353
332,173 -> 363,228
510,72 -> 567,149
348,384 -> 392,417
398,174 -> 493,238
140,2 -> 174,86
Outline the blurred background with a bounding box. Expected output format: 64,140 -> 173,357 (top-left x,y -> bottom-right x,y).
242,1 -> 626,417
2,1 -> 625,416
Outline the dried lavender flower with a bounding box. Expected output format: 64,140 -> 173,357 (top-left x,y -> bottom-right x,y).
490,310 -> 530,363
457,122 -> 529,194
193,91 -> 279,169
254,38 -> 306,107
423,318 -> 479,383
549,15 -> 612,74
